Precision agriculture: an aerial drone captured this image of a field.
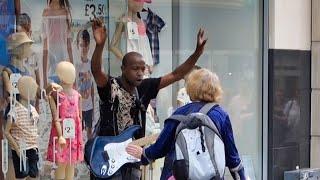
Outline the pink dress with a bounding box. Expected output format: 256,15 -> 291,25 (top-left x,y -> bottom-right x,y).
47,89 -> 84,163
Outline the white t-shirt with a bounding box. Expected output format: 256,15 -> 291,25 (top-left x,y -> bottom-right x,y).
177,87 -> 191,107
77,59 -> 94,111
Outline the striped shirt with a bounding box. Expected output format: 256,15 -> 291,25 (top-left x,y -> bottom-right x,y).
8,102 -> 39,149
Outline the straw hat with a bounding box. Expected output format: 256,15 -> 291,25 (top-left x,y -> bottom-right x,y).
7,32 -> 33,50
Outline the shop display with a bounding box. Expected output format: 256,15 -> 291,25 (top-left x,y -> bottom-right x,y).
139,8 -> 165,65
46,61 -> 83,180
4,76 -> 40,179
0,0 -> 167,179
110,0 -> 153,73
42,0 -> 73,87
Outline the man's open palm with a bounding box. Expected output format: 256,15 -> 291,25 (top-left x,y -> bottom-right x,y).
196,28 -> 207,55
92,18 -> 107,46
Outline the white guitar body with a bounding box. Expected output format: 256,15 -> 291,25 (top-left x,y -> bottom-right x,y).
104,138 -> 140,176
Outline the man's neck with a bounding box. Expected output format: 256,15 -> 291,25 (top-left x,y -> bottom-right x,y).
120,76 -> 135,94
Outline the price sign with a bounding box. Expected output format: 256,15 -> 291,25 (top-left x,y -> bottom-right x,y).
10,73 -> 21,94
63,118 -> 75,139
84,0 -> 106,21
127,22 -> 139,40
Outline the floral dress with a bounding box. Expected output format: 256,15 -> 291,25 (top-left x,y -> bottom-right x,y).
47,89 -> 83,163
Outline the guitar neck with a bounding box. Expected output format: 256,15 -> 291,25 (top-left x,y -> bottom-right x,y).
130,133 -> 159,147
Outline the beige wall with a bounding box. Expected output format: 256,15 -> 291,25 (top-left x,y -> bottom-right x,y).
269,0 -> 311,50
311,0 -> 320,168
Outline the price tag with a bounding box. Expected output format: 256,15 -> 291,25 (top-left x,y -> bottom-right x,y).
127,22 -> 139,40
84,0 -> 106,21
63,118 -> 75,139
10,73 -> 21,94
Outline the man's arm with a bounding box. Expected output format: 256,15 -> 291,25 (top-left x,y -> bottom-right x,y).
158,29 -> 207,90
91,18 -> 108,87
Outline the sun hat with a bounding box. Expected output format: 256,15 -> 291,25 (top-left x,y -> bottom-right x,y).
7,32 -> 33,50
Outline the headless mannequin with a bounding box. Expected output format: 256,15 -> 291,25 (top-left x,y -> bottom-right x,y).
109,0 -> 153,73
42,0 -> 73,87
4,76 -> 39,180
48,61 -> 82,180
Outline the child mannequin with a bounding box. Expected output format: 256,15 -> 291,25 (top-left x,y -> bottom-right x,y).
109,0 -> 153,73
42,0 -> 73,87
46,61 -> 83,180
4,76 -> 40,180
3,32 -> 34,102
2,32 -> 34,180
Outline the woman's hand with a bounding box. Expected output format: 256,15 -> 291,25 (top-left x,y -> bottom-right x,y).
126,144 -> 143,159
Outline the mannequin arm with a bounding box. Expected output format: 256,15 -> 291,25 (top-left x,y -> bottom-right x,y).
48,95 -> 66,148
2,70 -> 12,96
109,21 -> 125,60
4,117 -> 20,156
43,37 -> 48,87
79,95 -> 82,121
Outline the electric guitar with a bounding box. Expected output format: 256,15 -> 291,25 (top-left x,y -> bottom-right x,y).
85,125 -> 159,178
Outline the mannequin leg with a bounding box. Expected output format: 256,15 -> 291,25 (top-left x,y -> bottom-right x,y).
54,163 -> 66,180
7,158 -> 16,180
64,164 -> 74,180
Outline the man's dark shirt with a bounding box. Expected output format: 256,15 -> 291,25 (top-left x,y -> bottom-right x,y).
96,76 -> 161,138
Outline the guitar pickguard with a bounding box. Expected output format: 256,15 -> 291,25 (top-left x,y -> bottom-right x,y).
104,138 -> 140,176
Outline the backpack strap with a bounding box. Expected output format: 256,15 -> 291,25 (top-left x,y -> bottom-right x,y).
199,103 -> 218,115
167,114 -> 189,122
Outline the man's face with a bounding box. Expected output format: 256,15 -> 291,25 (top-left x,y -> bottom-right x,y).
79,39 -> 89,58
122,56 -> 145,87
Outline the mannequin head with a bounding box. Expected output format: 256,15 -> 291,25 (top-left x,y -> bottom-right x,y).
8,32 -> 33,60
56,61 -> 76,85
128,0 -> 144,13
17,76 -> 38,101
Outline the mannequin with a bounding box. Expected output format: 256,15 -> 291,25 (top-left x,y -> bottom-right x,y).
2,32 -> 33,180
3,32 -> 33,101
42,0 -> 73,87
109,0 -> 153,73
4,76 -> 40,180
46,61 -> 83,180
